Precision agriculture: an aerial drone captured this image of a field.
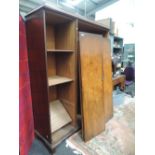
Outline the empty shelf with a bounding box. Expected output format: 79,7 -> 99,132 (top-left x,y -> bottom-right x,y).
47,49 -> 74,52
48,76 -> 73,86
49,100 -> 72,133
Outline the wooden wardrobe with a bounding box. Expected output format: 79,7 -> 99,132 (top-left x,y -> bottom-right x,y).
25,5 -> 113,150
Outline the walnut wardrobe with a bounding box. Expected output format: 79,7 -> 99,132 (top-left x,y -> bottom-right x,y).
25,5 -> 113,151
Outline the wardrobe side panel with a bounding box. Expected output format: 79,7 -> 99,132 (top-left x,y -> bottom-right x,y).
26,10 -> 51,142
103,38 -> 113,122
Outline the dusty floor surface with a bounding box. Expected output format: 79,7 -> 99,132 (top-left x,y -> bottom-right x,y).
66,96 -> 135,155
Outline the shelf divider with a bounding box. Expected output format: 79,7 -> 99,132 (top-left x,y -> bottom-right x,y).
48,75 -> 73,86
47,49 -> 74,53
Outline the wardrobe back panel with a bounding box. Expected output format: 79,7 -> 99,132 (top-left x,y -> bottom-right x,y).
49,86 -> 57,101
56,53 -> 74,78
58,83 -> 76,126
46,25 -> 55,49
55,21 -> 76,50
47,54 -> 56,77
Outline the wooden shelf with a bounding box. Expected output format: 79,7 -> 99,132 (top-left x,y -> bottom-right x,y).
49,100 -> 72,133
48,76 -> 73,86
47,49 -> 74,53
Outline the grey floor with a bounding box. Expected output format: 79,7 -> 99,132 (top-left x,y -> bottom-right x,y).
29,83 -> 135,155
29,138 -> 75,155
113,82 -> 135,106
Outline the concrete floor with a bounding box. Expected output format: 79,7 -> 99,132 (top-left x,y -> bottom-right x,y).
29,139 -> 51,155
29,138 -> 75,155
29,83 -> 135,155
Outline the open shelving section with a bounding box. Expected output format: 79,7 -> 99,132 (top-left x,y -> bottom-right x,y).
45,10 -> 78,147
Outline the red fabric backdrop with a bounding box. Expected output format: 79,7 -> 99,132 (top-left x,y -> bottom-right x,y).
19,15 -> 34,155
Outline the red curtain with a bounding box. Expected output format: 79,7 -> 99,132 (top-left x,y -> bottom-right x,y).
19,15 -> 34,155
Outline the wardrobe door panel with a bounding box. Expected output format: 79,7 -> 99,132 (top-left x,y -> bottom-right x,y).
79,32 -> 105,141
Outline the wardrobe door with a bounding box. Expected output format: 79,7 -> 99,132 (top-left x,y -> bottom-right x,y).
79,32 -> 105,141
